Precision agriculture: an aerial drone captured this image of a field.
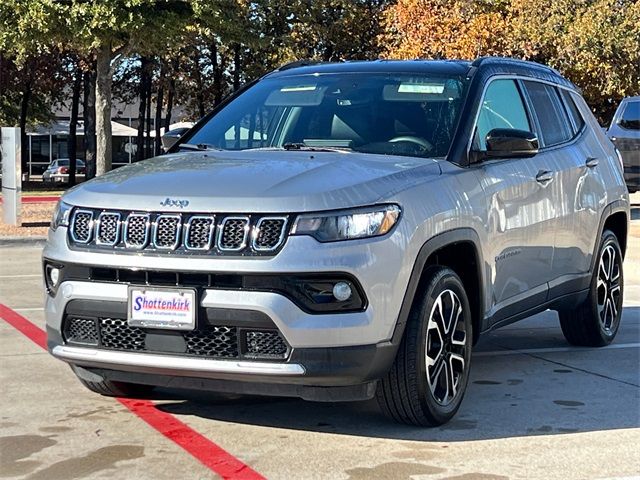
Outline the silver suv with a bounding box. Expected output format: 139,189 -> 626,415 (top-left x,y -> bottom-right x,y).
44,58 -> 629,426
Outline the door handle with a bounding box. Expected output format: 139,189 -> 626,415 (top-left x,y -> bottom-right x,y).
536,170 -> 553,184
585,157 -> 599,168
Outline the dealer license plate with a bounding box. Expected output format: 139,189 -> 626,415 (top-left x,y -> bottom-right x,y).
128,286 -> 196,331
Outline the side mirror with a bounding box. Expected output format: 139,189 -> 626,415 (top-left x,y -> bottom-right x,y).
484,128 -> 539,158
161,133 -> 181,152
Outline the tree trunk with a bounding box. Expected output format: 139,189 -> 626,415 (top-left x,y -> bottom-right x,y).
136,57 -> 149,162
165,77 -> 175,129
83,69 -> 97,179
210,40 -> 223,106
95,43 -> 112,175
154,65 -> 165,156
145,77 -> 152,158
19,81 -> 31,178
68,65 -> 82,186
233,43 -> 241,92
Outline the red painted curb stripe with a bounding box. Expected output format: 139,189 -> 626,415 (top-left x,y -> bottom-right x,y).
0,196 -> 60,204
0,304 -> 47,349
118,398 -> 265,479
0,303 -> 266,480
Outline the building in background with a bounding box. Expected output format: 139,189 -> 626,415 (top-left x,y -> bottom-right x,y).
24,98 -> 191,178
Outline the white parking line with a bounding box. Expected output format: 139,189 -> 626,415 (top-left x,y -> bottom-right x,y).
12,307 -> 44,312
0,274 -> 41,278
474,342 -> 640,357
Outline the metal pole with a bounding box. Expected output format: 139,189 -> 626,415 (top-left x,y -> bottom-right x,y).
1,127 -> 22,225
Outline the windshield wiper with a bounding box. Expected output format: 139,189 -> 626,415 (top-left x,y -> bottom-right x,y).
281,142 -> 351,152
178,143 -> 223,151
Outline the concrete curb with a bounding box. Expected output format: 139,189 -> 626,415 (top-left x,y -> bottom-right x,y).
0,236 -> 47,247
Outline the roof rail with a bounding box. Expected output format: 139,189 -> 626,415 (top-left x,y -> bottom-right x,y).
472,56 -> 561,76
276,60 -> 330,72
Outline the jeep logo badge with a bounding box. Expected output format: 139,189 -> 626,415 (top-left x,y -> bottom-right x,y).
160,198 -> 190,208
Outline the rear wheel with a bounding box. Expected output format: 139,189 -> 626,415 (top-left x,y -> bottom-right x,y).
558,230 -> 624,346
376,266 -> 472,426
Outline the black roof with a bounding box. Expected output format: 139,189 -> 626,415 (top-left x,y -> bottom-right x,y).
265,59 -> 472,78
264,57 -> 577,91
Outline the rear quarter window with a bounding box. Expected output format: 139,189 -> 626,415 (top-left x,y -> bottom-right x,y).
559,89 -> 585,135
522,81 -> 573,147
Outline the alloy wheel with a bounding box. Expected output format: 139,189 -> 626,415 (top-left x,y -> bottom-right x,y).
425,289 -> 468,406
597,244 -> 622,333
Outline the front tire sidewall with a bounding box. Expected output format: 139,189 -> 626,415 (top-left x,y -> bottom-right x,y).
416,270 -> 473,423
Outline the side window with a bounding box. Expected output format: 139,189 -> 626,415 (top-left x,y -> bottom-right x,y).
620,100 -> 640,130
523,81 -> 573,147
475,79 -> 530,151
559,89 -> 585,134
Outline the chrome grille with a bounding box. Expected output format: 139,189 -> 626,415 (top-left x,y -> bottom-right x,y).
218,217 -> 249,251
124,213 -> 150,248
185,216 -> 215,250
68,208 -> 287,255
96,212 -> 120,245
71,210 -> 93,243
153,215 -> 181,249
253,217 -> 287,251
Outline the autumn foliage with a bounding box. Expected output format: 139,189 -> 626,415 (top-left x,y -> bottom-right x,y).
382,0 -> 640,121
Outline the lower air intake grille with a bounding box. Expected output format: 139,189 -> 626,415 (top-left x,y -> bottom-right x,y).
244,330 -> 289,359
99,318 -> 145,351
62,316 -> 289,361
64,317 -> 98,345
184,326 -> 238,357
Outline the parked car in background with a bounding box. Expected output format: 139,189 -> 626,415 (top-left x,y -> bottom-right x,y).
607,96 -> 639,193
42,159 -> 86,184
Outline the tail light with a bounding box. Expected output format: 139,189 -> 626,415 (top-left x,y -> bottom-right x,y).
58,167 -> 69,174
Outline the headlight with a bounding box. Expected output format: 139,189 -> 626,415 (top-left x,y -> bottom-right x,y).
291,204 -> 401,242
51,201 -> 72,230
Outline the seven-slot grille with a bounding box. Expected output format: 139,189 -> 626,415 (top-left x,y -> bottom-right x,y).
69,208 -> 288,255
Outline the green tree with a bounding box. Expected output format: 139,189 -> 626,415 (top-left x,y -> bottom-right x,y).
1,0 -> 192,175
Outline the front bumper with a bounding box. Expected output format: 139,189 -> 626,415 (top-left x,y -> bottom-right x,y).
44,224 -> 411,394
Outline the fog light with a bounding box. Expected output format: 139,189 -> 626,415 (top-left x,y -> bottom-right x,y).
332,282 -> 352,301
49,267 -> 60,286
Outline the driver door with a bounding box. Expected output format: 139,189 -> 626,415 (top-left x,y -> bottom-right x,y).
472,79 -> 557,323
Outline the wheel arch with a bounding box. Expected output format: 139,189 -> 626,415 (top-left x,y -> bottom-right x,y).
391,228 -> 485,348
593,200 -> 629,271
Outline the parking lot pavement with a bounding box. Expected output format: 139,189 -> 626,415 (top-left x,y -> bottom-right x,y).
1,230 -> 639,479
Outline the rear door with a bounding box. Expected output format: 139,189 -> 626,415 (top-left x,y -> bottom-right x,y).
471,78 -> 557,322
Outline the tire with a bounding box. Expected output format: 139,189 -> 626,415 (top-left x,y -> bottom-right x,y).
558,229 -> 624,347
376,266 -> 473,426
72,368 -> 154,397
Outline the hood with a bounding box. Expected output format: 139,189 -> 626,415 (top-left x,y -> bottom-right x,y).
62,150 -> 441,213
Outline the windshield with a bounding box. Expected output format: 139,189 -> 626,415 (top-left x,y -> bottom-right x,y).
180,72 -> 468,158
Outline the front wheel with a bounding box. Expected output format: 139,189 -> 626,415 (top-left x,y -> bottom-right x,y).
376,266 -> 472,426
558,229 -> 624,346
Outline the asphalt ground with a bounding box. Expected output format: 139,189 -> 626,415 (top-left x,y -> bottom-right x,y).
1,212 -> 639,479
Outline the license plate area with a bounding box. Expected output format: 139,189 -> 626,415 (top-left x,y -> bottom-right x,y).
128,286 -> 196,331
